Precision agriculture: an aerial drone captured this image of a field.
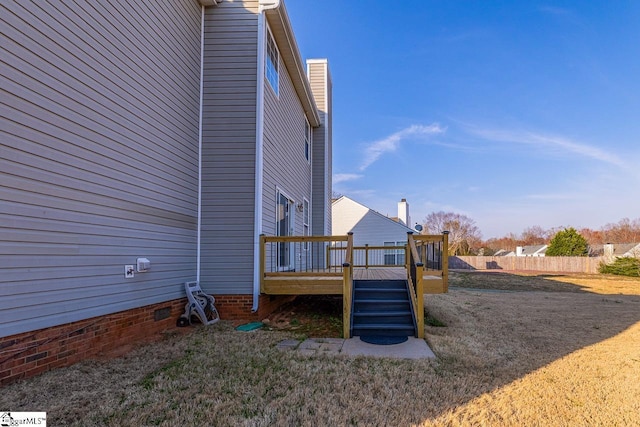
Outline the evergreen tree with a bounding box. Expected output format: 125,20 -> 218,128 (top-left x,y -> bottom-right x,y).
546,227 -> 588,256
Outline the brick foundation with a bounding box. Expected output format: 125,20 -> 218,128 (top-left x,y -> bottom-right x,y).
0,293 -> 291,386
215,294 -> 295,320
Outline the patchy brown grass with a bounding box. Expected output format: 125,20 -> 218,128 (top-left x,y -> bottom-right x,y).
1,272 -> 639,426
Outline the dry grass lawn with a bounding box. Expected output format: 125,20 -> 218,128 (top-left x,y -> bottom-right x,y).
1,271 -> 639,426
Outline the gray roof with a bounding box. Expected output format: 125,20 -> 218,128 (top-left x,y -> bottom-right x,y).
521,245 -> 547,255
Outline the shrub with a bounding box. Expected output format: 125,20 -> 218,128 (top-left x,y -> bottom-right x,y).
546,227 -> 588,256
599,257 -> 640,277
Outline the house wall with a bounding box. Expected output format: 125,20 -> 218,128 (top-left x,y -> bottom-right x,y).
200,1 -> 259,295
261,24 -> 313,238
1,0 -> 202,339
308,60 -> 333,236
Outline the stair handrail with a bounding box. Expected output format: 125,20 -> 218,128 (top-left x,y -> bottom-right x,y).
407,232 -> 425,338
342,232 -> 354,339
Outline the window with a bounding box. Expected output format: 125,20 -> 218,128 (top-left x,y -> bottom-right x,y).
276,190 -> 294,270
384,241 -> 406,266
304,118 -> 311,162
266,29 -> 279,95
303,198 -> 310,249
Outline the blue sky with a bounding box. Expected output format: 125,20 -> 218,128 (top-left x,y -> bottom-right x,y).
287,1 -> 640,239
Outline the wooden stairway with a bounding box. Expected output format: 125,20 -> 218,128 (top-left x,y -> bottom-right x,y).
350,279 -> 417,338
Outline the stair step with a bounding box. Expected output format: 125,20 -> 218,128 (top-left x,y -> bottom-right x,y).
354,292 -> 408,300
354,280 -> 407,289
352,323 -> 415,330
353,310 -> 412,317
351,279 -> 416,338
354,303 -> 410,313
353,309 -> 413,321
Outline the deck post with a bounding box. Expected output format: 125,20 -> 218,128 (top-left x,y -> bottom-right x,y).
259,234 -> 266,293
442,231 -> 449,292
364,244 -> 369,269
416,262 -> 424,338
343,232 -> 354,339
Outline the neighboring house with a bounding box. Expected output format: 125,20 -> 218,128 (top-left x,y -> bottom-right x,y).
494,249 -> 516,257
515,245 -> 548,257
1,0 -> 331,384
590,243 -> 640,259
332,196 -> 415,265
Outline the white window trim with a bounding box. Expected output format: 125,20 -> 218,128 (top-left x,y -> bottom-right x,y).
304,117 -> 311,163
275,187 -> 295,271
303,197 -> 310,250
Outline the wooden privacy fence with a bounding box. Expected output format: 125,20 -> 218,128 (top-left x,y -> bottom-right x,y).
450,256 -> 605,274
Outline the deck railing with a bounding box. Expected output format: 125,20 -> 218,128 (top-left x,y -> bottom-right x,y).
328,245 -> 407,268
406,232 -> 424,338
260,234 -> 349,275
342,232 -> 354,339
413,232 -> 449,292
259,231 -> 449,338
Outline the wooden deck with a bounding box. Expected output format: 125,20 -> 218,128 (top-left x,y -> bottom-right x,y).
261,267 -> 446,295
353,267 -> 405,280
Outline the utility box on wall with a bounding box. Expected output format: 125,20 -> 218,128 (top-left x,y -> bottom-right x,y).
136,258 -> 151,272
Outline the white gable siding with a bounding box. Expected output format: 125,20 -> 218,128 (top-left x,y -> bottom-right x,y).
332,197 -> 413,246
332,198 -> 369,236
1,1 -> 202,337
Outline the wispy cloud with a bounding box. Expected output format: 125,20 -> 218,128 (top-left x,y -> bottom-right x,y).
359,124 -> 445,171
333,173 -> 363,184
524,193 -> 581,200
538,5 -> 573,17
468,127 -> 627,168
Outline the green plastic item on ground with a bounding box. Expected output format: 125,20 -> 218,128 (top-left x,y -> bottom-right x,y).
235,322 -> 263,331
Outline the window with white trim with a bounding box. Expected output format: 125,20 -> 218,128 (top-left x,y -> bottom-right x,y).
266,29 -> 279,95
384,241 -> 406,266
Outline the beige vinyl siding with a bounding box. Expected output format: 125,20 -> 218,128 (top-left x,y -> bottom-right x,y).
262,28 -> 313,239
0,1 -> 201,338
199,1 -> 259,295
308,60 -> 332,235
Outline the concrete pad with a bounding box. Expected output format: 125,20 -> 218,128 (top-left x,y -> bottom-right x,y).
276,339 -> 300,351
340,337 -> 436,359
298,340 -> 322,350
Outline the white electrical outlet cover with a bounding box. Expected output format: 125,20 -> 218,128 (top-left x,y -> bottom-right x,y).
125,265 -> 135,278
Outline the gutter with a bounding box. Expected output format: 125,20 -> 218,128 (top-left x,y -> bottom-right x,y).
197,5 -> 205,283
252,0 -> 281,312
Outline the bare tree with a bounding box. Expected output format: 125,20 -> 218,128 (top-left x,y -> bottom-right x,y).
601,218 -> 640,243
421,211 -> 482,255
520,225 -> 550,245
484,233 -> 518,253
578,227 -> 603,245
